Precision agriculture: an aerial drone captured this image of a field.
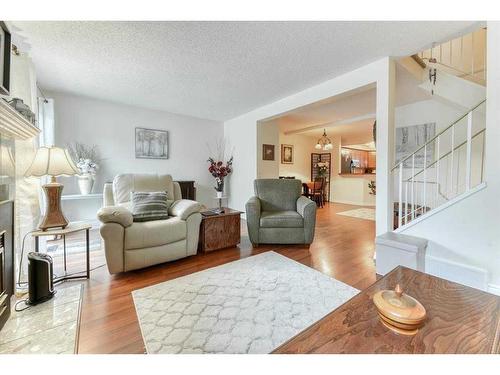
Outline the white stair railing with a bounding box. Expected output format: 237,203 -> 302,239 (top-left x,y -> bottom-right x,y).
418,28 -> 487,85
392,100 -> 486,229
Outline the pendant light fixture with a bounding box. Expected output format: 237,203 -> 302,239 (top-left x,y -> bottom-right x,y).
315,129 -> 333,151
427,42 -> 438,95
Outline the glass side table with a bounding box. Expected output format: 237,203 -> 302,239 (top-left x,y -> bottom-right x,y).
32,223 -> 91,282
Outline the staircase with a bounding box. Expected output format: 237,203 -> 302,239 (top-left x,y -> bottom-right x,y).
416,27 -> 487,87
392,99 -> 487,230
376,25 -> 500,295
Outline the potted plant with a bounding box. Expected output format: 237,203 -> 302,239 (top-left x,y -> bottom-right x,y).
67,142 -> 100,195
368,180 -> 376,195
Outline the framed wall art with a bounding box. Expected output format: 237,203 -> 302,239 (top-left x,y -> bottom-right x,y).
135,127 -> 169,159
396,122 -> 435,167
0,21 -> 11,95
281,144 -> 293,164
262,144 -> 275,161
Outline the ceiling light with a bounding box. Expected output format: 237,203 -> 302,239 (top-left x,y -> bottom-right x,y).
315,129 -> 333,151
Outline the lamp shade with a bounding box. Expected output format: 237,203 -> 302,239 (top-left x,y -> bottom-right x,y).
25,146 -> 79,177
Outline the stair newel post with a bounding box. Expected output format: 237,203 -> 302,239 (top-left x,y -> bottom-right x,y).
466,110 -> 473,191
436,136 -> 440,207
481,128 -> 486,183
405,181 -> 409,225
398,163 -> 403,229
450,125 -> 455,197
423,144 -> 427,214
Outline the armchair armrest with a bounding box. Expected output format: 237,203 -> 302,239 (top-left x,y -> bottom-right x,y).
297,196 -> 315,217
169,199 -> 202,220
103,182 -> 115,207
245,196 -> 261,245
97,206 -> 133,227
296,196 -> 317,244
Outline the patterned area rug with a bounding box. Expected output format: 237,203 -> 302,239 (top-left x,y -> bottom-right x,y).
132,252 -> 358,354
337,207 -> 376,221
0,284 -> 82,354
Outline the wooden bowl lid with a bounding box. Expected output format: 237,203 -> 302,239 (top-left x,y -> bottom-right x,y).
373,284 -> 426,325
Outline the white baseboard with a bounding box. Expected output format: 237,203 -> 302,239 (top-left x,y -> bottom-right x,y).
488,283 -> 500,296
332,199 -> 375,207
425,255 -> 489,291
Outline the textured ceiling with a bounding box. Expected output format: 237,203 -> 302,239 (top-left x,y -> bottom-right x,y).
11,21 -> 480,121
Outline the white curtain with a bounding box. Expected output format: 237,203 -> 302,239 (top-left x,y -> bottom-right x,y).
38,98 -> 55,147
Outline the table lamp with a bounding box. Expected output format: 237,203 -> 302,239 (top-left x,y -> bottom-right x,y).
25,146 -> 79,231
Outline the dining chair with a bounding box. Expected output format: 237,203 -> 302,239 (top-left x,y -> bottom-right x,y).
311,178 -> 325,208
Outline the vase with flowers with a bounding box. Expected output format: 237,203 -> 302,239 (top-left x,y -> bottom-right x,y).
67,142 -> 100,195
207,156 -> 233,198
317,161 -> 329,178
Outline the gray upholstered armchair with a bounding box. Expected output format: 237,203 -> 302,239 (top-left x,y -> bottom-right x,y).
245,179 -> 317,246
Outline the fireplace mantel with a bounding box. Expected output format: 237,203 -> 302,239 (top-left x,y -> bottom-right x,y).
0,99 -> 40,140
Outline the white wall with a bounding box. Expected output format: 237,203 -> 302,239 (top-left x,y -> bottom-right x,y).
257,121 -> 280,178
278,133 -> 317,181
224,58 -> 395,235
399,21 -> 500,291
49,91 -> 223,207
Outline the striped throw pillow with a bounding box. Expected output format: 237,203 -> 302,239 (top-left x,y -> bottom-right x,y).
131,191 -> 172,222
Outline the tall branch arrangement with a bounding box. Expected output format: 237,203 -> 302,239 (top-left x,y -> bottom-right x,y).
67,142 -> 100,175
207,139 -> 234,193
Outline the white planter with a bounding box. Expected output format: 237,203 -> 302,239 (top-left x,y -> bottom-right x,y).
77,174 -> 94,195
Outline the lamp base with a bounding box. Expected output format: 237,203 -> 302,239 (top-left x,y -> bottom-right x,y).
39,181 -> 68,231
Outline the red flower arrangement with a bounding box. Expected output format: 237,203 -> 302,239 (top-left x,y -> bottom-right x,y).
207,156 -> 233,192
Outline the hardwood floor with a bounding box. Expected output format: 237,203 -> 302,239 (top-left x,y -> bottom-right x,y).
74,202 -> 376,353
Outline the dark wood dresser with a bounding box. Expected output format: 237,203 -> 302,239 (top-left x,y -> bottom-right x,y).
175,180 -> 196,200
0,200 -> 14,331
274,266 -> 500,354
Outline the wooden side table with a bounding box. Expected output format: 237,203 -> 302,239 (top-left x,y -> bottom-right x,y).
198,208 -> 242,253
32,223 -> 92,281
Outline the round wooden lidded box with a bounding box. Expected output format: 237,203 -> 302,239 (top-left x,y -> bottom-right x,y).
373,284 -> 426,335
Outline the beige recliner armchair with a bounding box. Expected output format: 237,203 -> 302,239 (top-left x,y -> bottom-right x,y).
97,174 -> 202,274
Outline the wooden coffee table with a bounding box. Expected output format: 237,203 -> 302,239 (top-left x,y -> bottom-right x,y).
198,208 -> 242,253
273,266 -> 500,354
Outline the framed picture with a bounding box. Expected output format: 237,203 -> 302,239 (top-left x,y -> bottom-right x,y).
262,144 -> 275,161
0,22 -> 11,96
135,127 -> 169,159
281,144 -> 294,164
396,122 -> 435,168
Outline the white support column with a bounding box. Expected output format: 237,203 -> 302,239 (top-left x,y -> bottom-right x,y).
411,154 -> 415,220
465,111 -> 473,191
375,58 -> 396,235
450,126 -> 455,196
